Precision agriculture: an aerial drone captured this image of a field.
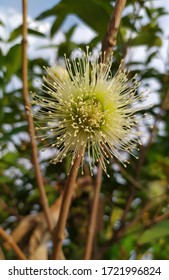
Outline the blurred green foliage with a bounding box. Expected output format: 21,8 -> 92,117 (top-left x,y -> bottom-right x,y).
0,0 -> 169,260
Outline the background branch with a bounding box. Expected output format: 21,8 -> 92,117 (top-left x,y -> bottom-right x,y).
52,149 -> 83,259
84,162 -> 102,259
22,0 -> 53,236
0,227 -> 27,260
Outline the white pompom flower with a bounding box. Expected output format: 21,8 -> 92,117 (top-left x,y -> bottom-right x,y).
32,50 -> 147,175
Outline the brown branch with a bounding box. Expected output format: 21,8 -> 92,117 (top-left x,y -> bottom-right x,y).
101,0 -> 127,63
0,227 -> 27,260
22,0 -> 53,236
52,149 -> 83,259
123,208 -> 169,242
113,158 -> 142,189
152,211 -> 169,224
84,162 -> 102,260
123,201 -> 155,234
124,198 -> 169,235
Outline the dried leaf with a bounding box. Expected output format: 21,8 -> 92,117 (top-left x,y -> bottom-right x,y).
29,242 -> 48,260
5,215 -> 42,248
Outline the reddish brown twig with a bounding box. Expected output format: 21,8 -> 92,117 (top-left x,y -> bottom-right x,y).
84,162 -> 102,260
22,0 -> 53,236
52,149 -> 83,259
0,227 -> 27,260
101,0 -> 127,63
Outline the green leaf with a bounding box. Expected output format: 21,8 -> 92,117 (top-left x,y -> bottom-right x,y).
0,19 -> 4,26
139,220 -> 169,245
5,44 -> 22,80
131,34 -> 162,47
50,14 -> 67,37
37,44 -> 58,50
0,48 -> 4,70
1,151 -> 19,164
28,28 -> 46,38
146,51 -> 158,64
0,176 -> 13,183
57,41 -> 78,57
65,24 -> 77,41
8,25 -> 46,42
37,0 -> 112,37
7,25 -> 24,41
28,57 -> 48,68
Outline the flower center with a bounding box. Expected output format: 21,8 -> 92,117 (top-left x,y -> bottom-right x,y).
71,97 -> 105,134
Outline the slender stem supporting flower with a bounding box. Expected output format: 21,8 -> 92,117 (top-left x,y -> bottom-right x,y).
22,0 -> 53,236
52,148 -> 83,260
101,0 -> 127,63
0,227 -> 27,260
84,162 -> 102,260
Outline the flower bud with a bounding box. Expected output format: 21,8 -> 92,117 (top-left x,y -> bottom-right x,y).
46,65 -> 70,83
